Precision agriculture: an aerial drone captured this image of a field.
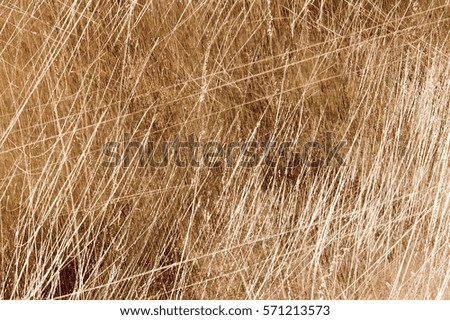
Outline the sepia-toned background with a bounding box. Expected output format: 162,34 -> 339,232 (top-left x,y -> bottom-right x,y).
0,0 -> 449,299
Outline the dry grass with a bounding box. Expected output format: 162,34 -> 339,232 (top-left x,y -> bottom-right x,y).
0,0 -> 449,299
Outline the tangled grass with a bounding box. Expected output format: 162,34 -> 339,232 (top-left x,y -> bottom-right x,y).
0,0 -> 449,299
